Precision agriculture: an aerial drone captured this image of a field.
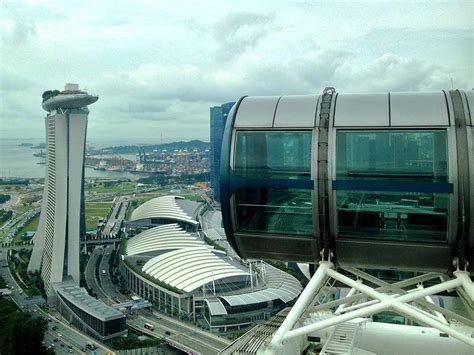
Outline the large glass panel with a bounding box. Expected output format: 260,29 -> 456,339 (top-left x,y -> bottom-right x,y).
336,130 -> 448,182
336,190 -> 449,242
234,188 -> 313,235
234,131 -> 312,180
335,130 -> 449,243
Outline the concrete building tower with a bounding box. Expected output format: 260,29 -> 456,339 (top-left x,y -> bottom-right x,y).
28,83 -> 98,297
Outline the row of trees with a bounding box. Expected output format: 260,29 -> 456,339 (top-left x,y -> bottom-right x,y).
0,209 -> 13,225
0,194 -> 11,203
108,333 -> 163,350
0,179 -> 29,186
9,249 -> 45,297
0,275 -> 51,354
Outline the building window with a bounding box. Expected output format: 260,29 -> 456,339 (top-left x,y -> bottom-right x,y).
234,188 -> 313,235
334,130 -> 450,243
234,131 -> 312,180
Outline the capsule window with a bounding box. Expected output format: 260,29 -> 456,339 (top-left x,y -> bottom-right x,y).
234,188 -> 313,236
233,131 -> 312,180
334,130 -> 450,243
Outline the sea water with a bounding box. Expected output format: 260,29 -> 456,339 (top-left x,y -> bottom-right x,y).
0,138 -> 134,179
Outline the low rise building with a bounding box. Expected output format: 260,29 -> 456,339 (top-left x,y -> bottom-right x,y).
53,278 -> 127,341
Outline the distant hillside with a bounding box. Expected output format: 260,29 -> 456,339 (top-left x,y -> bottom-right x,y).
101,140 -> 210,154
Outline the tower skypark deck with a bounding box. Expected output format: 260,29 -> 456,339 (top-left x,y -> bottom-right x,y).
41,83 -> 98,112
42,94 -> 98,112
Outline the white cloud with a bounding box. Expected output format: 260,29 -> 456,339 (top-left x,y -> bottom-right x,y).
0,0 -> 472,142
334,53 -> 464,92
213,12 -> 276,60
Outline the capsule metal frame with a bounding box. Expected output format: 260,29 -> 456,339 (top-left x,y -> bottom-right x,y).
220,89 -> 473,274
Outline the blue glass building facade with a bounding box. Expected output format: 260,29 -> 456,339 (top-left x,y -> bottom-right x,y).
210,102 -> 235,200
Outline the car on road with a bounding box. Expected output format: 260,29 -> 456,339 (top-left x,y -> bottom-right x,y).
144,323 -> 154,331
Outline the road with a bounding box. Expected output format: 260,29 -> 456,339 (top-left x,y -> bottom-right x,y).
0,249 -> 31,305
0,249 -> 113,355
82,238 -> 121,245
0,238 -> 121,251
1,206 -> 234,355
0,207 -> 40,244
88,245 -> 231,355
102,197 -> 128,238
84,246 -> 112,304
91,245 -> 231,354
98,245 -> 128,303
42,314 -> 110,355
147,310 -> 231,351
0,244 -> 33,251
0,193 -> 21,211
128,312 -> 230,355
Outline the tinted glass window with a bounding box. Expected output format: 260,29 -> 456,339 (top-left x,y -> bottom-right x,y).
335,130 -> 450,243
336,130 -> 448,181
235,188 -> 313,236
234,131 -> 312,180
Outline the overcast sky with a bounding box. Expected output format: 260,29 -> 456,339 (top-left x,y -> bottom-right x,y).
1,0 -> 472,144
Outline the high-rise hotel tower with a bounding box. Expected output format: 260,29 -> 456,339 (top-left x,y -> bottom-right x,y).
28,83 -> 98,297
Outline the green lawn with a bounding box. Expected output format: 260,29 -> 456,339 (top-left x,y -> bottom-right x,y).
87,181 -> 137,194
12,215 -> 40,244
0,184 -> 29,193
10,204 -> 36,214
85,201 -> 113,230
0,210 -> 13,227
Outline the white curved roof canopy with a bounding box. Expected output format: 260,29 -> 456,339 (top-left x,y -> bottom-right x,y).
220,263 -> 302,306
126,224 -> 208,256
142,248 -> 249,293
125,224 -> 301,301
129,195 -> 199,226
124,196 -> 302,304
